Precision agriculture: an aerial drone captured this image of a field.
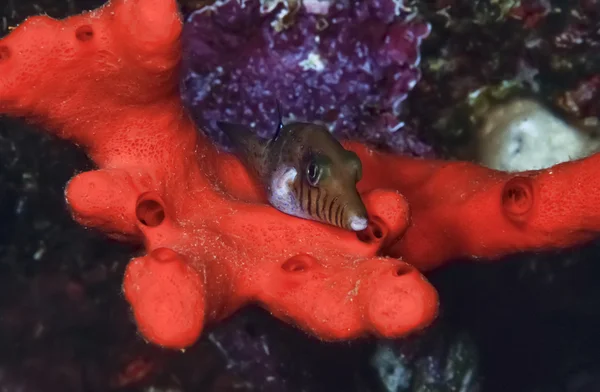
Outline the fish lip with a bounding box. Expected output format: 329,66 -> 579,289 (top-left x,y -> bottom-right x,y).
348,216 -> 368,231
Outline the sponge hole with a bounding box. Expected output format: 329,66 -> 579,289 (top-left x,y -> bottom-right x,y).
281,254 -> 315,273
75,25 -> 94,42
392,264 -> 412,277
356,219 -> 385,244
150,248 -> 177,262
502,176 -> 534,219
136,197 -> 165,227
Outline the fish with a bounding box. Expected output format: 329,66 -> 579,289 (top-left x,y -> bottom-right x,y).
216,116 -> 368,231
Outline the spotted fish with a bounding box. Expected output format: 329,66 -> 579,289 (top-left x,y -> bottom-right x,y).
216,117 -> 368,231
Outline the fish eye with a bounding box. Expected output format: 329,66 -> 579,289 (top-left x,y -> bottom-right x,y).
306,161 -> 321,186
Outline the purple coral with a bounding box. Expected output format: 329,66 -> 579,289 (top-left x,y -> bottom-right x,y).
180,0 -> 431,154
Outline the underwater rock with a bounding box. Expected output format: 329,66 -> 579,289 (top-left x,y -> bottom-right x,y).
369,327 -> 481,392
180,0 -> 432,155
433,80 -> 600,171
207,311 -> 298,392
557,75 -> 600,119
206,308 -> 376,392
474,98 -> 600,171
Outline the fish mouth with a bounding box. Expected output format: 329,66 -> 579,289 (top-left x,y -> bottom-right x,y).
348,215 -> 368,231
341,190 -> 369,231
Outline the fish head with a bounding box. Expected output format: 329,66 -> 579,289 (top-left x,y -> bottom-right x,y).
287,124 -> 368,231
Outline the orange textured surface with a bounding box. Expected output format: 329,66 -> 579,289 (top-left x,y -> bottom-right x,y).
349,145 -> 600,270
1,0 -> 598,349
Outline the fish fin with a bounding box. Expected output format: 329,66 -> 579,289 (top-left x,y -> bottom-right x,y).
273,100 -> 284,140
217,121 -> 268,171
